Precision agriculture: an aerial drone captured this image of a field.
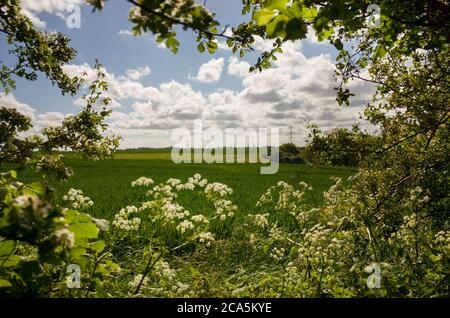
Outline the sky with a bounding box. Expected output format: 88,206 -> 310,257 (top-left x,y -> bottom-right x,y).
0,0 -> 375,148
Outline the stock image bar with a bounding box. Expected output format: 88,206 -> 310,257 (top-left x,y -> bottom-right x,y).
0,0 -> 449,314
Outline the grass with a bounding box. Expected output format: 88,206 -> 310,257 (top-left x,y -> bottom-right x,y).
2,152 -> 358,296
11,153 -> 356,223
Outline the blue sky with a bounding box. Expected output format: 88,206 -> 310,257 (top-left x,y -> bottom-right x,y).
0,0 -> 374,148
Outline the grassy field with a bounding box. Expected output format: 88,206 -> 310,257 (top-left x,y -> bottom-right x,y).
12,152 -> 356,222
5,152 -> 359,296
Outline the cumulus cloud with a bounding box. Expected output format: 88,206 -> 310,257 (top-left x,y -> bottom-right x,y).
125,66 -> 151,81
20,0 -> 84,28
227,56 -> 251,79
0,93 -> 36,119
56,40 -> 375,148
118,29 -> 133,36
0,94 -> 69,138
194,58 -> 224,83
35,112 -> 66,127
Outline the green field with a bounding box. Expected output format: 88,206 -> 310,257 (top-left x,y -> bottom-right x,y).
13,153 -> 356,222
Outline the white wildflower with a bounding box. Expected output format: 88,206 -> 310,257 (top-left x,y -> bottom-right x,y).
131,177 -> 154,187
198,232 -> 215,246
54,227 -> 75,249
176,220 -> 195,233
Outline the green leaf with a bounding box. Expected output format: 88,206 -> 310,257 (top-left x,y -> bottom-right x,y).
69,222 -> 99,239
285,18 -> 307,40
89,240 -> 105,253
317,27 -> 334,41
28,182 -> 46,196
301,7 -> 318,20
165,37 -> 180,54
0,279 -> 12,288
266,14 -> 289,38
333,39 -> 344,51
197,42 -> 205,53
206,41 -> 218,53
0,255 -> 21,267
70,246 -> 89,268
254,9 -> 277,26
289,246 -> 298,258
265,0 -> 288,10
0,240 -> 15,257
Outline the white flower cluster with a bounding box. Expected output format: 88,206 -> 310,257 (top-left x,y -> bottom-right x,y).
14,194 -> 51,217
250,213 -> 270,228
197,231 -> 215,246
171,282 -> 190,295
176,220 -> 195,233
166,178 -> 182,186
158,199 -> 190,222
54,226 -> 75,249
275,181 -> 308,213
129,274 -> 149,289
298,224 -> 346,267
154,260 -> 176,281
408,186 -> 430,206
205,182 -> 233,198
131,177 -> 154,187
175,173 -> 208,191
63,188 -> 94,210
256,181 -> 311,217
118,175 -> 235,250
435,231 -> 450,254
147,184 -> 177,199
404,213 -> 418,229
191,214 -> 209,224
112,206 -> 141,231
270,247 -> 286,261
213,199 -> 236,220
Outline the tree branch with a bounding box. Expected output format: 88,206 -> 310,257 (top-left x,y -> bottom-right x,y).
126,0 -> 237,41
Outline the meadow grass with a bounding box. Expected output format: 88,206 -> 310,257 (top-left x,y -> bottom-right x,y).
12,153 -> 356,223
4,152 -> 357,295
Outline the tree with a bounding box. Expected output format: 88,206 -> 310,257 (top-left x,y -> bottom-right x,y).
94,1 -> 449,294
0,0 -> 81,94
305,124 -> 378,166
92,1 -> 449,104
0,2 -> 119,295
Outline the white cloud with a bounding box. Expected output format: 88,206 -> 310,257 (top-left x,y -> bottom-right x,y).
227,56 -> 251,79
0,93 -> 36,119
0,94 -> 68,138
194,58 -> 224,83
20,0 -> 84,28
118,29 -> 133,36
125,66 -> 151,81
59,40 -> 375,148
36,112 -> 66,127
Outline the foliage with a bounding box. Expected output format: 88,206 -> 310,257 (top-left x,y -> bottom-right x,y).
0,0 -> 81,94
278,143 -> 305,164
0,0 -> 448,298
0,2 -> 120,295
305,124 -> 378,166
0,61 -> 120,179
0,170 -> 113,296
279,143 -> 300,155
93,1 -> 449,100
1,172 -> 446,297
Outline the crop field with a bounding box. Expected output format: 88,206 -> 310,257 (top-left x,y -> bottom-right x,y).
14,153 -> 356,223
